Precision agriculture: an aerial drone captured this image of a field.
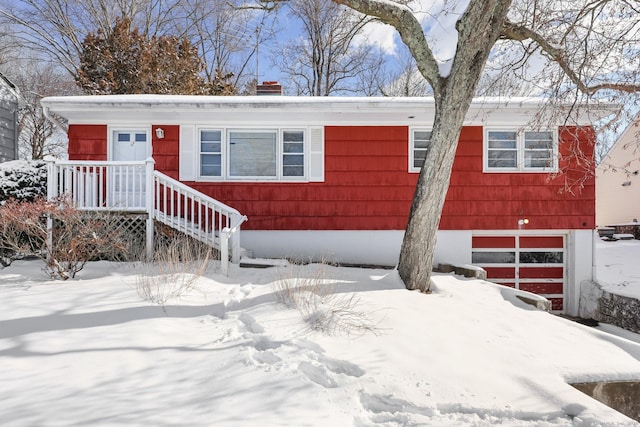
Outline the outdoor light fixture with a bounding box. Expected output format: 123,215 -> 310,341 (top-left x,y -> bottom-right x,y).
155,128 -> 165,139
518,218 -> 529,229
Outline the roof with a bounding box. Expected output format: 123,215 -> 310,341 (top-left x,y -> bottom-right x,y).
597,114 -> 640,171
40,94 -> 619,127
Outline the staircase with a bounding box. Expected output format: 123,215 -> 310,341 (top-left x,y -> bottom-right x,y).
152,170 -> 247,272
46,158 -> 247,274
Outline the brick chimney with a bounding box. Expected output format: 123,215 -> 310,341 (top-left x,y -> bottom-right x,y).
256,81 -> 282,96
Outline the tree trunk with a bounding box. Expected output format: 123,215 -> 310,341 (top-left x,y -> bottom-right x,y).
330,0 -> 513,292
396,0 -> 514,292
397,93 -> 475,292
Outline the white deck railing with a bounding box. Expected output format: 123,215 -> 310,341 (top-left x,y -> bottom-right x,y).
46,158 -> 246,273
152,170 -> 247,271
46,159 -> 149,211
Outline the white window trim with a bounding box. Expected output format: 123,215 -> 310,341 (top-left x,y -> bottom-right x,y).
409,127 -> 432,173
483,127 -> 558,173
195,126 -> 310,182
107,126 -> 151,161
198,128 -> 223,178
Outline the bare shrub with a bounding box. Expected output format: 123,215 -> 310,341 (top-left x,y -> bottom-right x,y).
272,262 -> 380,336
0,197 -> 130,278
136,235 -> 212,306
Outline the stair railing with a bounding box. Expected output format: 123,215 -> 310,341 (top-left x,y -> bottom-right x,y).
152,169 -> 247,269
46,157 -> 246,274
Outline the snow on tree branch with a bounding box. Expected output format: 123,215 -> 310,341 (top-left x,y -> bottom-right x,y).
332,0 -> 441,83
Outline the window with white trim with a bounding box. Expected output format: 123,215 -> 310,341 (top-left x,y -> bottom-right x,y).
198,128 -> 307,180
485,129 -> 557,172
200,130 -> 222,177
282,130 -> 305,177
409,129 -> 431,172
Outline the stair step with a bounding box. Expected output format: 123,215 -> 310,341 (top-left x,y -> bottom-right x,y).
239,257 -> 289,269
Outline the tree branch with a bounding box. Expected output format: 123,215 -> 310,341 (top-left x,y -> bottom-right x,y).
332,0 -> 440,87
502,19 -> 640,95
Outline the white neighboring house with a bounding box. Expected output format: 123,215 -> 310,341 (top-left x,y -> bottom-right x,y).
0,72 -> 19,163
596,117 -> 640,227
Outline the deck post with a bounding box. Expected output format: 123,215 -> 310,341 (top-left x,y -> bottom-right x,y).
221,228 -> 230,276
44,157 -> 56,260
145,158 -> 155,261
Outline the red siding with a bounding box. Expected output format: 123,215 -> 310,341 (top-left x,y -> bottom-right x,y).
66,123 -> 595,232
184,126 -> 413,230
68,125 -> 107,160
152,125 -> 179,180
440,126 -> 595,230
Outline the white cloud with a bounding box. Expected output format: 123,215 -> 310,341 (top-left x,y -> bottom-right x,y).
357,20 -> 398,55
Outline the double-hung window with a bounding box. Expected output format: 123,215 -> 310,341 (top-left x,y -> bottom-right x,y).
200,130 -> 222,177
485,129 -> 557,172
198,128 -> 307,180
282,130 -> 305,177
409,129 -> 432,172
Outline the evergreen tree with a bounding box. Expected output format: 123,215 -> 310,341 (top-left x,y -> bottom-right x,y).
76,17 -> 235,95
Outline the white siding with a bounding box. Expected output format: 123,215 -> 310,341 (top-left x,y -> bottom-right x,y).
596,120 -> 640,226
179,125 -> 196,181
308,126 -> 324,182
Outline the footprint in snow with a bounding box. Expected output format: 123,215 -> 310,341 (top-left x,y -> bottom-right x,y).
359,391 -> 435,418
309,353 -> 365,378
245,347 -> 283,369
223,286 -> 252,308
298,361 -> 339,388
239,312 -> 265,334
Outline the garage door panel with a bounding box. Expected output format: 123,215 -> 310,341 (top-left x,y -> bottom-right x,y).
483,267 -> 516,279
520,236 -> 564,248
519,282 -> 564,294
549,298 -> 564,311
472,236 -> 515,248
519,267 -> 564,279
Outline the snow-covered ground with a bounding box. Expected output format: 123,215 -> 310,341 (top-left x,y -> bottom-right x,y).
1,243 -> 640,426
596,239 -> 640,299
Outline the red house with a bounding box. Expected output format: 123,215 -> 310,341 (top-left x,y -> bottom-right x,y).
41,95 -> 616,314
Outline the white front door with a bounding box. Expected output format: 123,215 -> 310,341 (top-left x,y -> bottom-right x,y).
111,130 -> 149,208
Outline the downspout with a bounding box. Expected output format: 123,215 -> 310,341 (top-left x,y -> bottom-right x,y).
42,105 -> 68,134
13,105 -> 18,160
592,229 -> 598,284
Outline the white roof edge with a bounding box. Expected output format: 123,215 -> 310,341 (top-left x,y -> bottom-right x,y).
40,94 -> 620,122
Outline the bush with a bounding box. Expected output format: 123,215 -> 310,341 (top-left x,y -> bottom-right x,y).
0,197 -> 130,278
136,235 -> 212,306
272,262 -> 380,336
0,160 -> 47,203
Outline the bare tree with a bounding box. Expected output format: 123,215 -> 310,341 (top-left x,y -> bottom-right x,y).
0,0 -> 271,91
0,0 -> 178,76
270,0 -> 386,95
12,62 -> 77,159
314,0 -> 640,292
0,25 -> 20,68
178,0 -> 275,90
381,47 -> 431,97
